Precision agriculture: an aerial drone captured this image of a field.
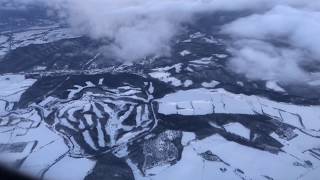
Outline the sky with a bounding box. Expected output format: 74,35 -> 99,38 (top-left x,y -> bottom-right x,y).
2,0 -> 319,84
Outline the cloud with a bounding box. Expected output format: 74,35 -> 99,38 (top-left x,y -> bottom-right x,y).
32,0 -> 319,61
3,0 -> 320,84
62,0 -> 194,61
227,39 -> 309,82
43,0 -> 213,61
222,5 -> 320,84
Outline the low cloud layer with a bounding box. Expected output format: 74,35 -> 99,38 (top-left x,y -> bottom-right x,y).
226,39 -> 310,83
19,0 -> 318,62
4,0 -> 320,84
222,5 -> 320,84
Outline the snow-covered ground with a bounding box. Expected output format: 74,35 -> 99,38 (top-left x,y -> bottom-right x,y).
0,74 -> 319,180
149,71 -> 182,87
0,25 -> 78,57
0,74 -> 94,179
0,74 -> 36,116
0,75 -> 36,102
266,81 -> 285,93
157,88 -> 320,130
224,122 -> 250,140
131,129 -> 319,180
150,88 -> 320,179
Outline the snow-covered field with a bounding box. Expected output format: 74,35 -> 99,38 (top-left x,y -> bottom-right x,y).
0,72 -> 319,180
0,25 -> 78,57
157,88 -> 320,130
147,132 -> 318,180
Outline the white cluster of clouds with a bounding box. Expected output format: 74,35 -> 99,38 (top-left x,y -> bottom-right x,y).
63,0 -> 195,60
15,0 -> 317,61
226,39 -> 310,83
4,0 -> 320,84
42,0 -> 213,61
222,4 -> 320,84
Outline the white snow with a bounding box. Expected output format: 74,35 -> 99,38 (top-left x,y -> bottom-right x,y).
152,63 -> 182,73
266,81 -> 285,92
201,80 -> 220,88
44,156 -> 96,180
183,80 -> 193,87
33,66 -> 47,71
224,122 -> 250,140
0,141 -> 36,166
98,78 -> 104,85
146,145 -> 235,180
0,26 -> 78,57
149,72 -> 182,87
180,50 -> 191,56
20,138 -> 69,178
192,101 -> 214,115
157,88 -> 255,116
0,100 -> 5,112
0,35 -> 8,44
190,57 -> 213,65
0,117 -> 73,178
279,111 -> 304,129
203,37 -> 219,44
189,134 -> 315,180
190,32 -> 205,39
181,132 -> 196,146
0,75 -> 36,102
237,81 -> 244,87
157,88 -> 320,130
181,39 -> 192,43
214,54 -> 228,58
